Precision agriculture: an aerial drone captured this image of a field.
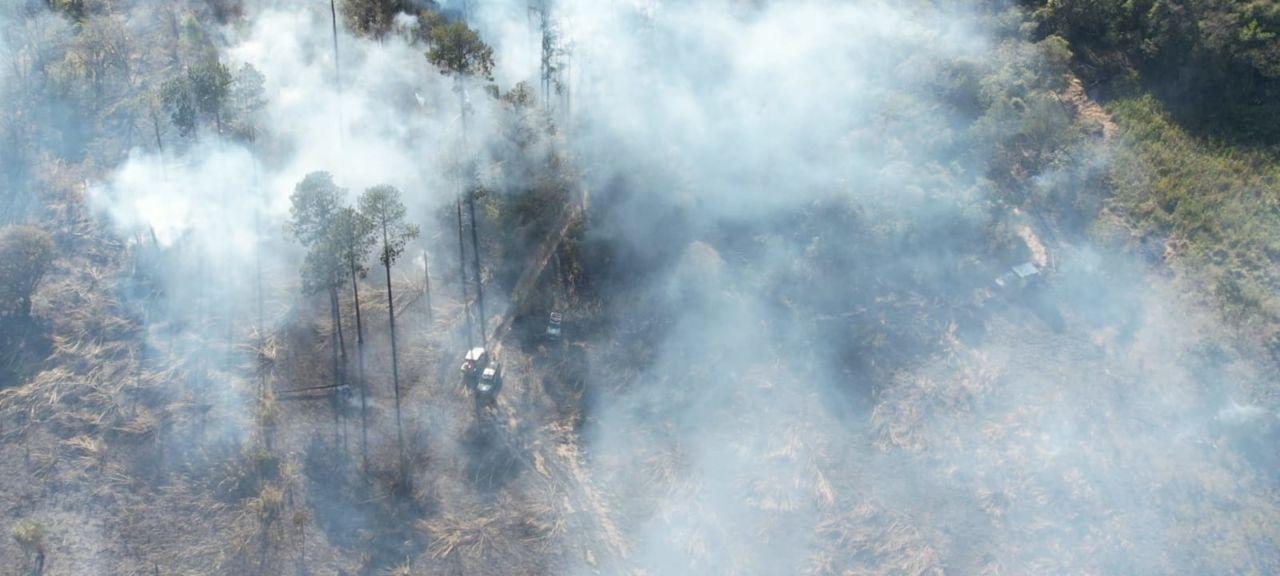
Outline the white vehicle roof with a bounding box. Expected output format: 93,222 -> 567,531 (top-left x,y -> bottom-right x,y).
1012,262 -> 1040,278
465,347 -> 487,361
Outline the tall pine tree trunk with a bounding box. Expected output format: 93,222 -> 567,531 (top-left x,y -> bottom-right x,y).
423,250 -> 433,323
455,198 -> 473,347
456,79 -> 475,348
151,109 -> 164,154
256,216 -> 265,403
383,223 -> 407,479
350,255 -> 369,473
467,193 -> 486,344
329,0 -> 341,87
335,287 -> 347,370
335,284 -> 348,455
328,287 -> 344,447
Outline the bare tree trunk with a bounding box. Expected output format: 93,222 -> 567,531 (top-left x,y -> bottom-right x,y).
377,0 -> 388,41
383,224 -> 407,480
151,108 -> 164,154
329,0 -> 341,88
540,5 -> 552,104
456,78 -> 475,348
328,287 -> 344,447
297,524 -> 306,576
166,6 -> 181,67
329,0 -> 344,149
335,284 -> 348,455
467,192 -> 486,344
334,285 -> 347,370
455,198 -> 473,348
256,214 -> 265,404
350,255 -> 369,473
423,250 -> 433,323
225,288 -> 235,371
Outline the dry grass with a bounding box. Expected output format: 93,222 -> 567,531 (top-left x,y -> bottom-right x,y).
808,503 -> 945,576
418,492 -> 556,575
11,519 -> 46,552
0,260 -> 177,440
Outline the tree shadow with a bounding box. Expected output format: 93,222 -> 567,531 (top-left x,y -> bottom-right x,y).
0,316 -> 51,390
460,414 -> 524,493
303,436 -> 436,574
303,437 -> 368,550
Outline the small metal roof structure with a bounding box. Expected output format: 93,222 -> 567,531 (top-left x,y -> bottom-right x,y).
1012,262 -> 1040,279
465,347 -> 487,362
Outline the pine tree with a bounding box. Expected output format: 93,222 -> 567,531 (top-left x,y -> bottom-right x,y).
330,206 -> 375,471
425,18 -> 495,343
288,172 -> 348,444
358,185 -> 419,479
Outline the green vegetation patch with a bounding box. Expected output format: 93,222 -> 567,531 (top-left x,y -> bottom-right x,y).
1107,95 -> 1280,325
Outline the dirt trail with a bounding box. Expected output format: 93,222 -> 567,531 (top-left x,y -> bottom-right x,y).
1062,76 -> 1117,142
490,201 -> 584,352
1014,218 -> 1050,269
1017,72 -> 1119,265
495,382 -> 631,571
474,348 -> 631,573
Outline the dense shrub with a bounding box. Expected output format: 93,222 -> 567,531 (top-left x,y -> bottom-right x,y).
0,226 -> 55,320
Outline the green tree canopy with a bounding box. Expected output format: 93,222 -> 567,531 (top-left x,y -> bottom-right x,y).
288,171 -> 344,247
1024,0 -> 1280,141
228,63 -> 267,141
161,58 -> 233,137
425,19 -> 495,80
358,185 -> 418,267
289,172 -> 347,296
300,242 -> 345,296
342,0 -> 409,39
160,74 -> 198,137
331,206 -> 376,276
190,59 -> 231,130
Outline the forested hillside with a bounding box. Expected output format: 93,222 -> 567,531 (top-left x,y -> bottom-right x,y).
1022,0 -> 1280,355
0,1 -> 1277,575
1024,0 -> 1279,140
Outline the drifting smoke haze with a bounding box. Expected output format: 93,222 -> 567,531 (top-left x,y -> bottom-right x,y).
2,0 -> 1278,573
92,6 -> 464,252
480,1 -> 1276,573
83,6 -> 449,450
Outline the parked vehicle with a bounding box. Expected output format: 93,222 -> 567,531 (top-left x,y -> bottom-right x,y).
546,311 -> 563,339
477,361 -> 503,397
461,347 -> 488,386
